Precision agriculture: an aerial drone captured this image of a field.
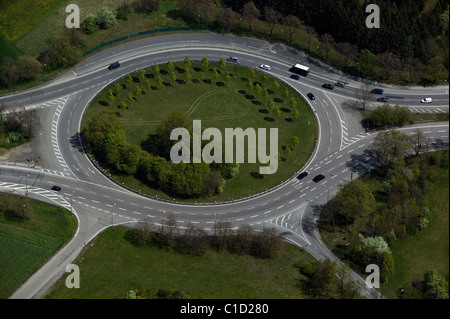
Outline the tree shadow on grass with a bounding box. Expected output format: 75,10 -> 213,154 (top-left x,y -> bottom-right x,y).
264,117 -> 275,122
259,109 -> 269,114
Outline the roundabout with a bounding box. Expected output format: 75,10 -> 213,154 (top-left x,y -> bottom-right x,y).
80,59 -> 318,202
0,32 -> 448,299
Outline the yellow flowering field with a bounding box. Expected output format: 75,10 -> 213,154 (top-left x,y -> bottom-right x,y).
0,0 -> 66,42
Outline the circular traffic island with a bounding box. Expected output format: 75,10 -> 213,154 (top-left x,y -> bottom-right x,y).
81,58 -> 318,203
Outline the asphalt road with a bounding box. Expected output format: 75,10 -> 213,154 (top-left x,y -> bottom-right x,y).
0,33 -> 448,299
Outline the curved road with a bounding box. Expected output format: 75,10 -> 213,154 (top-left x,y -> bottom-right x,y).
1,33 -> 448,299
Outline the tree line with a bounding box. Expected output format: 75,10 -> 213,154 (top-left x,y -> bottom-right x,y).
219,0 -> 449,85
126,215 -> 283,259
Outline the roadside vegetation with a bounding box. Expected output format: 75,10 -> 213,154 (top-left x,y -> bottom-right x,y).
45,224 -> 360,299
0,106 -> 38,151
361,105 -> 449,130
81,59 -> 317,202
1,0 -> 448,94
319,139 -> 449,299
0,192 -> 77,298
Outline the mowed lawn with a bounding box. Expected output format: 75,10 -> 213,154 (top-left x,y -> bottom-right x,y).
384,169 -> 449,297
83,61 -> 318,202
45,226 -> 314,299
0,193 -> 77,298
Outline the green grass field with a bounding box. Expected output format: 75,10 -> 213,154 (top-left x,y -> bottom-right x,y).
82,61 -> 318,202
45,226 -> 314,299
0,193 -> 77,298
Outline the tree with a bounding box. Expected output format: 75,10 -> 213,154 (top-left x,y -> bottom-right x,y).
369,129 -> 410,168
158,213 -> 179,248
410,128 -> 431,156
17,56 -> 42,81
304,25 -> 318,52
170,72 -> 177,85
180,223 -> 209,255
264,6 -> 281,37
107,89 -> 115,102
355,49 -> 377,78
282,88 -> 289,101
289,97 -> 297,110
253,83 -> 262,95
156,109 -> 189,159
201,56 -> 208,70
152,63 -> 160,75
219,57 -> 226,70
241,1 -> 260,32
213,220 -> 234,250
139,68 -> 146,82
184,56 -> 192,70
272,106 -> 281,120
216,7 -> 239,31
376,52 -> 402,81
297,259 -> 337,298
282,15 -> 302,43
335,263 -> 361,299
252,227 -> 282,259
246,78 -> 253,91
336,179 -> 376,226
156,75 -> 163,87
184,68 -> 191,83
320,33 -> 335,62
422,270 -> 449,299
96,7 -> 117,29
133,0 -> 160,14
167,60 -> 174,71
81,109 -> 125,160
83,14 -> 98,34
336,42 -> 358,69
292,108 -> 299,120
211,67 -> 219,82
135,86 -> 142,97
116,2 -> 132,20
128,218 -> 155,245
0,57 -> 18,87
38,36 -> 79,69
273,80 -> 280,92
114,83 -> 123,95
231,224 -> 254,255
354,82 -> 373,111
126,74 -> 133,84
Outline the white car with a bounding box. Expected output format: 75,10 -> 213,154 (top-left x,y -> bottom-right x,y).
421,98 -> 432,103
260,64 -> 271,70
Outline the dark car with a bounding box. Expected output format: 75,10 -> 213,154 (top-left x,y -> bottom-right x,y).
307,93 -> 315,100
290,74 -> 301,80
297,172 -> 309,180
371,88 -> 383,94
108,62 -> 120,70
312,174 -> 325,183
322,83 -> 334,90
377,97 -> 389,103
51,185 -> 61,192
